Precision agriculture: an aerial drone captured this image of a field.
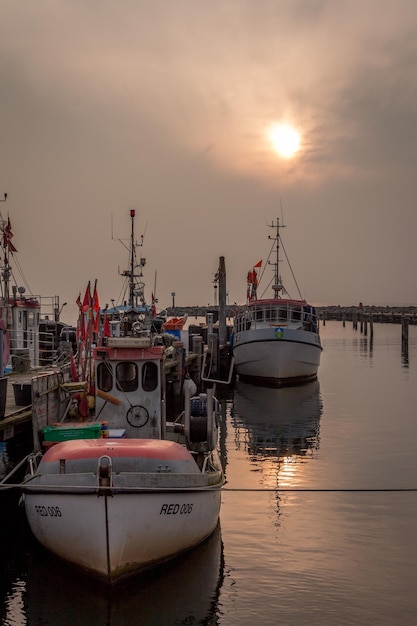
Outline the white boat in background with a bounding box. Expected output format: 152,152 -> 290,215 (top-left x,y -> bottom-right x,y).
232,218 -> 322,386
0,196 -> 69,374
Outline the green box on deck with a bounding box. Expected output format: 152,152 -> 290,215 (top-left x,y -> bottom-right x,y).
42,423 -> 102,442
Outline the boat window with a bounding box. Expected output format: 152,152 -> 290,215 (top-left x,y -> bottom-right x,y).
269,309 -> 277,321
116,362 -> 138,392
142,361 -> 158,392
291,307 -> 301,321
278,307 -> 287,321
256,310 -> 263,321
97,362 -> 113,392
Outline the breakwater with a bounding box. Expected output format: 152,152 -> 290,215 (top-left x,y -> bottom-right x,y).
166,305 -> 417,325
315,305 -> 417,324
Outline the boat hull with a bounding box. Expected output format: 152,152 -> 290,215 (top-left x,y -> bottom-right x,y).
233,327 -> 322,386
22,439 -> 223,583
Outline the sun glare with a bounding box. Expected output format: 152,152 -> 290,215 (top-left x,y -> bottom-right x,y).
268,124 -> 301,159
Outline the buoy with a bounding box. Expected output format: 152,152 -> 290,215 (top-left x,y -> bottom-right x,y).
183,375 -> 197,397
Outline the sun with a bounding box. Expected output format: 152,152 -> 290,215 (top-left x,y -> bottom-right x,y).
268,123 -> 301,159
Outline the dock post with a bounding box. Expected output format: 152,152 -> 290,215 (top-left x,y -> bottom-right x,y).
218,256 -> 227,347
402,317 -> 409,362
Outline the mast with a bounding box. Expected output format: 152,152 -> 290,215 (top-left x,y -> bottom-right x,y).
268,217 -> 284,299
0,193 -> 11,306
129,209 -> 135,307
121,209 -> 146,309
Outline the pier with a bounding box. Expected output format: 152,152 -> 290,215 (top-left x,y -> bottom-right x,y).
316,305 -> 417,325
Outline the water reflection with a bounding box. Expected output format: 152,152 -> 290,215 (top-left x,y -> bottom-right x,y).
231,380 -> 322,488
1,512 -> 224,626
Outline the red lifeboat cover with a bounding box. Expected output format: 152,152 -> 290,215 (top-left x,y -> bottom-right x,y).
42,438 -> 193,462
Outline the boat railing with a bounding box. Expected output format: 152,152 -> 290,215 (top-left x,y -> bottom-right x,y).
235,302 -> 318,333
7,328 -> 73,370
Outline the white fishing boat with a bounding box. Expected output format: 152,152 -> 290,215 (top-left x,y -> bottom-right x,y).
21,209 -> 224,583
232,218 -> 322,386
21,334 -> 223,582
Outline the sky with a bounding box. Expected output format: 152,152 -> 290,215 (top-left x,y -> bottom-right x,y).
1,0 -> 417,325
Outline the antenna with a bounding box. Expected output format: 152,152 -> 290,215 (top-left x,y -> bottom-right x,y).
280,198 -> 286,227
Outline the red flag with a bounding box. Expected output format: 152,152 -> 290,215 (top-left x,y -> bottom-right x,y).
80,312 -> 86,340
103,314 -> 111,338
70,352 -> 78,382
76,293 -> 82,311
82,282 -> 91,312
253,260 -> 262,268
92,281 -> 100,312
3,217 -> 17,253
247,270 -> 258,285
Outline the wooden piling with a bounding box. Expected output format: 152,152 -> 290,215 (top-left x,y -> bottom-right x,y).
402,317 -> 409,360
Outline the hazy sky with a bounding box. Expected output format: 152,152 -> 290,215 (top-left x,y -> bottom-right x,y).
1,0 -> 417,324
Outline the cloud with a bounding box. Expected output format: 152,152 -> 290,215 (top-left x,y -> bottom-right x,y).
1,0 -> 417,314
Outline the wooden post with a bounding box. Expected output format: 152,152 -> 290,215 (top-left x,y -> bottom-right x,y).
369,313 -> 374,339
402,317 -> 409,361
218,256 -> 227,347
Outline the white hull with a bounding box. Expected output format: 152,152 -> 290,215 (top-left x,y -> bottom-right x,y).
233,327 -> 322,385
24,489 -> 221,582
22,439 -> 223,582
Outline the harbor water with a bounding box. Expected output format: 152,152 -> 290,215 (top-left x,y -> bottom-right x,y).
1,320 -> 417,625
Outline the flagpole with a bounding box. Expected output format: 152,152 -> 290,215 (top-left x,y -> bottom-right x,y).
0,194 -> 9,304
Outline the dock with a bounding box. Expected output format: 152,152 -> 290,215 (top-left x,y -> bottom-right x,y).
0,373 -> 33,443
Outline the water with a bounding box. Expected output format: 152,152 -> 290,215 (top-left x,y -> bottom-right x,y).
1,321 -> 417,625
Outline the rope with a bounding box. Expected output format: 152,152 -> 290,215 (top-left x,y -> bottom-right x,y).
222,487 -> 417,492
4,483 -> 417,493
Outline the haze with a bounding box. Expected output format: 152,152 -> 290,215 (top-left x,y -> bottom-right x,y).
1,1 -> 416,325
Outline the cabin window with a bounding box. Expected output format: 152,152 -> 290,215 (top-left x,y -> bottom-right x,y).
97,362 -> 113,392
278,307 -> 288,321
141,361 -> 158,392
28,312 -> 36,327
256,310 -> 263,321
116,362 -> 138,392
292,307 -> 301,322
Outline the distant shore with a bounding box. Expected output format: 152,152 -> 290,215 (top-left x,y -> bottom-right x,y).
166,304 -> 417,324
